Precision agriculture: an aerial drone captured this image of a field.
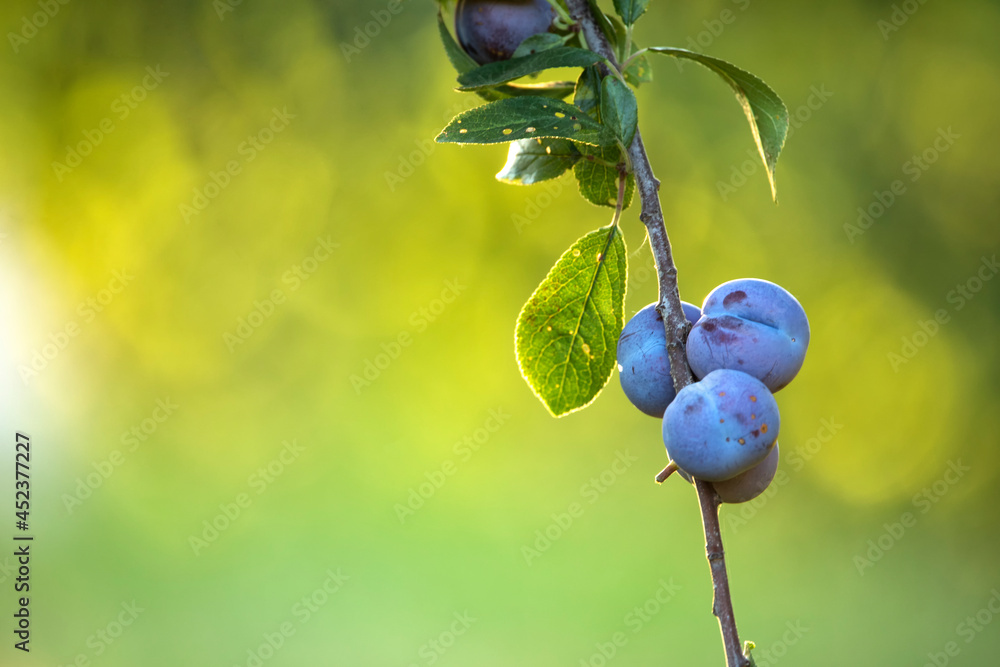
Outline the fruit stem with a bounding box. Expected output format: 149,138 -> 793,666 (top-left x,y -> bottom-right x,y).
563,1 -> 749,665
654,460 -> 678,484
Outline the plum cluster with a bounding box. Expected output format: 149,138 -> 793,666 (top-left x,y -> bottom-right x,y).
617,279 -> 809,502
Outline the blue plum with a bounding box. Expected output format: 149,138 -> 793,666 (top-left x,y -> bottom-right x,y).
686,278 -> 809,392
617,301 -> 702,417
662,369 -> 779,482
455,0 -> 557,65
712,444 -> 779,503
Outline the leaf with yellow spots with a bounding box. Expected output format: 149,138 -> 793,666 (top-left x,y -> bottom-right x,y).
623,50 -> 654,87
515,225 -> 628,417
574,144 -> 635,208
496,138 -> 581,185
436,97 -> 616,147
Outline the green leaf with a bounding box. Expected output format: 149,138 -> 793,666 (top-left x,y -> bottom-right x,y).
457,47 -> 604,91
648,47 -> 789,201
623,49 -> 653,86
436,97 -> 615,147
574,66 -> 603,118
438,10 -> 478,76
613,0 -> 649,25
497,138 -> 581,185
574,145 -> 635,208
515,225 -> 628,417
601,77 -> 638,148
512,32 -> 566,58
501,81 -> 577,99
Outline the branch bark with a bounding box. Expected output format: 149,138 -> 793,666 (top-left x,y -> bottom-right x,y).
563,2 -> 748,665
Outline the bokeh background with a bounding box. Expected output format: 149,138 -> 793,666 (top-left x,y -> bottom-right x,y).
1,0 -> 999,664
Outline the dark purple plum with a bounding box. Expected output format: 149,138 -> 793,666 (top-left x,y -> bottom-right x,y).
712,443 -> 779,503
686,278 -> 809,392
455,0 -> 557,65
617,301 -> 702,417
662,369 -> 779,482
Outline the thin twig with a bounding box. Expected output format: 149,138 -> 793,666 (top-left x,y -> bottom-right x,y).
562,2 -> 748,665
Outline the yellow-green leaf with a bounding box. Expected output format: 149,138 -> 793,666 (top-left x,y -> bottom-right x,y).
515,226 -> 628,417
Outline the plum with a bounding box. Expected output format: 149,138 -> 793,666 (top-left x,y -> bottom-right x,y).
686,278 -> 809,392
662,369 -> 779,482
617,301 -> 702,417
455,0 -> 557,65
712,444 -> 779,503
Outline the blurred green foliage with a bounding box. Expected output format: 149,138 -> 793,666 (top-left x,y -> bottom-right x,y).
1,0 -> 999,665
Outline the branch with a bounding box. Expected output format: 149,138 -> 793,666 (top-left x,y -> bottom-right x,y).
563,2 -> 748,665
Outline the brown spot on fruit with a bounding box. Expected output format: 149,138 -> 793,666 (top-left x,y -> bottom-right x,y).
723,290 -> 747,308
761,424 -> 768,433
717,316 -> 744,331
751,430 -> 760,437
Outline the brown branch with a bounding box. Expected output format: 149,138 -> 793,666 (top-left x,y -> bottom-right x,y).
563,2 -> 748,665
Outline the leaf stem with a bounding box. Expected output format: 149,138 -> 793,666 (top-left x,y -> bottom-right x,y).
611,168 -> 627,230
545,0 -> 574,25
563,1 -> 749,665
620,47 -> 649,76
